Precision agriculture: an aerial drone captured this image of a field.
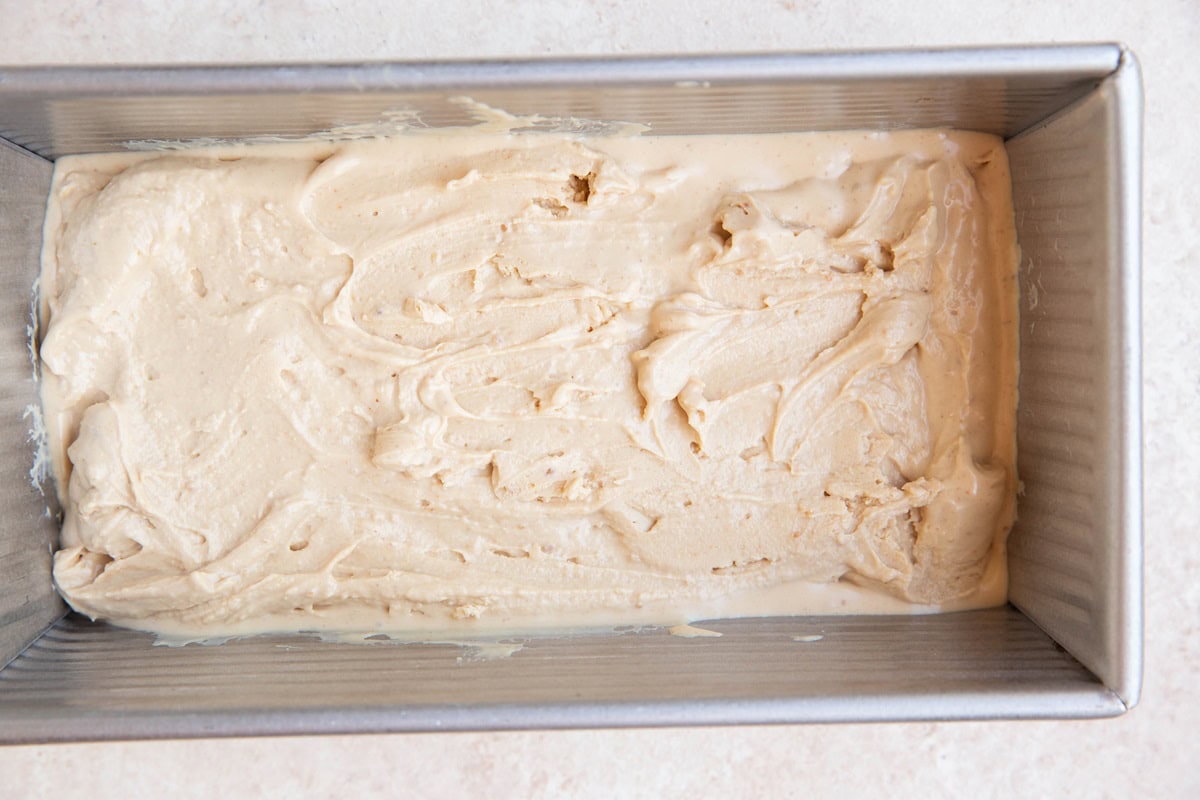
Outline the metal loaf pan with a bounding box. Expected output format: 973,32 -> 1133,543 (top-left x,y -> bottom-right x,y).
0,44 -> 1142,742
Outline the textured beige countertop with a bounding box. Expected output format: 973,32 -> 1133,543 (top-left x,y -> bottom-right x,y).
2,1 -> 1197,797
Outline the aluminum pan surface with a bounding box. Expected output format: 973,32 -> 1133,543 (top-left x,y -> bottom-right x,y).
0,140 -> 60,672
0,608 -> 1122,743
0,45 -> 1140,738
1006,50 -> 1143,707
0,45 -> 1121,156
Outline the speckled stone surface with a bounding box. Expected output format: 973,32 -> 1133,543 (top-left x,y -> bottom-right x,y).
2,1 -> 1197,797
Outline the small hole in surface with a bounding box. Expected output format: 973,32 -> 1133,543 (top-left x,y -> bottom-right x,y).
568,172 -> 595,204
289,541 -> 309,552
711,220 -> 733,248
877,243 -> 895,272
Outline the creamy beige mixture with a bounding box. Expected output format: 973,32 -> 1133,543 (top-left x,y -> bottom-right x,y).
39,127 -> 1018,638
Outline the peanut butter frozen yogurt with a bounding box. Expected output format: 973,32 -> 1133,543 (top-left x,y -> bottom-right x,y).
39,127 -> 1019,638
